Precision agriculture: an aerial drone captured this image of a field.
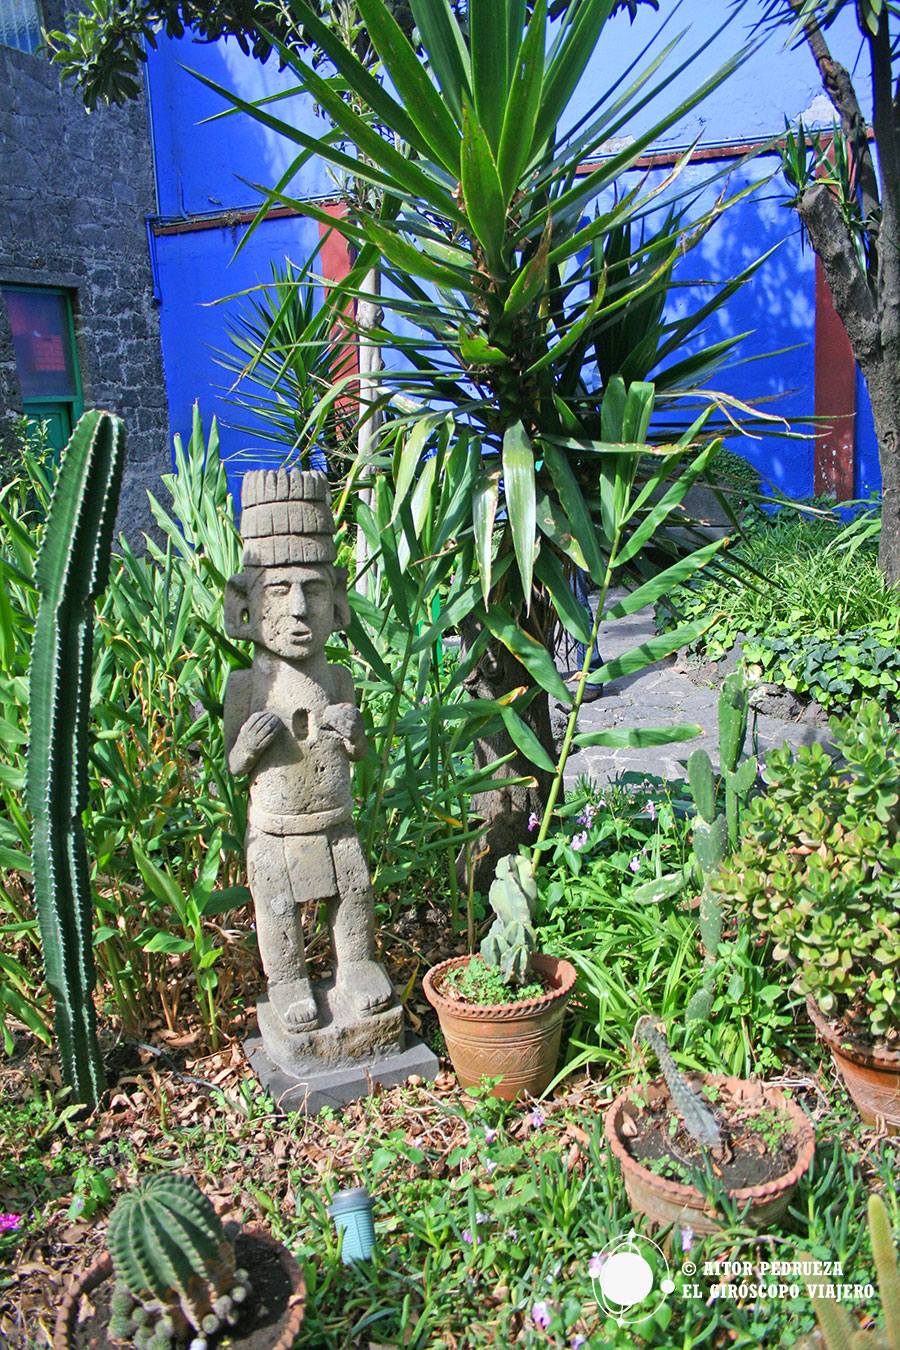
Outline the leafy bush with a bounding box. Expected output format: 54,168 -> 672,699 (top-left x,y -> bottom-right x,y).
713,700 -> 900,1043
743,623 -> 900,710
657,507 -> 900,707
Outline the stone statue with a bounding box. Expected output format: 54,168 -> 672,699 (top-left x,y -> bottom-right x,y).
224,469 -> 402,1074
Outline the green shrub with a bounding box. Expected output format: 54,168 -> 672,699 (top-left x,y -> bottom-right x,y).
656,506 -> 900,709
712,700 -> 900,1042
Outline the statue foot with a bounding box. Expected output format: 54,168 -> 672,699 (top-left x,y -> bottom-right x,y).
268,978 -> 318,1032
336,961 -> 395,1019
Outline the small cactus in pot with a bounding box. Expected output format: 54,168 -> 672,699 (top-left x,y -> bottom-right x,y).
106,1174 -> 251,1350
480,854 -> 539,988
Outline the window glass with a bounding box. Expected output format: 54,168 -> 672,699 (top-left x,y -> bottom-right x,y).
3,288 -> 78,400
0,0 -> 43,53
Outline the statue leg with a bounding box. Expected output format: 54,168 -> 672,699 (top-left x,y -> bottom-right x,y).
328,824 -> 394,1018
246,826 -> 318,1031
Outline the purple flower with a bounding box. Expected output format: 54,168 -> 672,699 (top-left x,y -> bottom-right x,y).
532,1301 -> 552,1330
476,1212 -> 489,1226
681,1224 -> 694,1253
484,1126 -> 498,1144
628,855 -> 640,873
507,1226 -> 518,1242
757,759 -> 766,780
572,831 -> 589,851
462,1229 -> 473,1245
572,1336 -> 587,1349
485,1158 -> 497,1175
647,799 -> 656,822
0,1215 -> 21,1233
528,812 -> 540,832
529,1107 -> 545,1129
588,1251 -> 604,1279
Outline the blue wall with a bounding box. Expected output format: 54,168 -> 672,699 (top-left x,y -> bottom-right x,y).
142,2 -> 879,504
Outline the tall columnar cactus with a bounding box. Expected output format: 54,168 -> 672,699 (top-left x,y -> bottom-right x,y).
685,671 -> 755,1022
107,1174 -> 250,1350
791,1193 -> 900,1350
481,854 -> 538,986
635,1016 -> 722,1150
25,410 -> 126,1109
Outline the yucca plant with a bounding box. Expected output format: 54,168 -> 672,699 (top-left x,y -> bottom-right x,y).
194,0 -> 779,881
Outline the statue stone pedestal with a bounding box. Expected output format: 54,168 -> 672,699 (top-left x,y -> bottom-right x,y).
244,1010 -> 439,1115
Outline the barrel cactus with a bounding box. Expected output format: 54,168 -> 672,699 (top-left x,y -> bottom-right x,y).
106,1174 -> 250,1350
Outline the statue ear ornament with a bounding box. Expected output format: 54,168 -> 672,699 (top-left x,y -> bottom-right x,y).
224,572 -> 252,639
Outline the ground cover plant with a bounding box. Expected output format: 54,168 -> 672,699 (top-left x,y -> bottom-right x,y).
656,503 -> 900,710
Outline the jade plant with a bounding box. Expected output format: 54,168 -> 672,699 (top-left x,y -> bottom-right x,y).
634,1016 -> 722,1149
713,699 -> 900,1043
106,1174 -> 250,1350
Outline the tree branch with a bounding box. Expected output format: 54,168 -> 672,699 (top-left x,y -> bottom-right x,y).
790,0 -> 881,237
796,181 -> 880,361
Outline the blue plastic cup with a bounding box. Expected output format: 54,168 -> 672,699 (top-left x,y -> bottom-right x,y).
328,1187 -> 376,1263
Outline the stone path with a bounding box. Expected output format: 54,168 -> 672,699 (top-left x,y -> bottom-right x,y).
558,588 -> 832,793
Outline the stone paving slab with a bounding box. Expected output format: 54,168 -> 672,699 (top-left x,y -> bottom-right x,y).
558,588 -> 833,793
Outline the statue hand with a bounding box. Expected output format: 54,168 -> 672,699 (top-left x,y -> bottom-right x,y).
320,703 -> 367,758
228,709 -> 282,775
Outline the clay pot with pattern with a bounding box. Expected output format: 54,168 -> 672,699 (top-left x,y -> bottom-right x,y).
423,953 -> 577,1100
604,1075 -> 816,1234
807,995 -> 900,1134
54,1229 -> 306,1350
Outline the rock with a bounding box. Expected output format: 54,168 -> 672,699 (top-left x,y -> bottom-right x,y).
747,682 -> 805,721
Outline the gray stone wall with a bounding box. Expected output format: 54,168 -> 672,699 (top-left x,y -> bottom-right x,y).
0,36 -> 169,545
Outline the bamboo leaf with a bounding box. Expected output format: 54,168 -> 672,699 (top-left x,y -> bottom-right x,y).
482,605 -> 570,702
604,538 -> 729,619
583,617 -> 716,687
533,548 -> 593,644
541,440 -> 607,580
573,724 -> 703,749
535,493 -> 589,573
500,705 -> 557,773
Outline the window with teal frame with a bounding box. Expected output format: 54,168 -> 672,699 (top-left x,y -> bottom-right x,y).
2,286 -> 84,457
0,0 -> 43,53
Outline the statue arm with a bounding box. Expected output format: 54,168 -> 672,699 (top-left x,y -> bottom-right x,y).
224,671 -> 281,777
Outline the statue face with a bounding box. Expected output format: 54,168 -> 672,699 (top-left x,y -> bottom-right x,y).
252,565 -> 335,659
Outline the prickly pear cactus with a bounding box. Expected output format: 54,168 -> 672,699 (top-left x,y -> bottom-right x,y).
685,672 -> 753,1022
107,1174 -> 250,1350
481,854 -> 538,986
25,410 -> 126,1109
635,1017 -> 722,1150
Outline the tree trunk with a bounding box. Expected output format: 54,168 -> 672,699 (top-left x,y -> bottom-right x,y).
861,357 -> 900,585
456,613 -> 555,894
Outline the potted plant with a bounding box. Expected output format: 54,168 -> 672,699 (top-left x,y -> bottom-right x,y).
423,855 -> 576,1101
605,1019 -> 815,1233
712,699 -> 900,1132
54,1173 -> 306,1350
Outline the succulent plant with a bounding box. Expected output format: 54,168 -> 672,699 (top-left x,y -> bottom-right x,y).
106,1174 -> 250,1349
480,854 -> 538,986
635,1016 -> 722,1150
713,699 -> 900,1042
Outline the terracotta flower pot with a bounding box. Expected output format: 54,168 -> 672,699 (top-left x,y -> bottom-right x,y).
53,1228 -> 306,1350
604,1075 -> 815,1234
807,995 -> 900,1134
423,953 -> 576,1101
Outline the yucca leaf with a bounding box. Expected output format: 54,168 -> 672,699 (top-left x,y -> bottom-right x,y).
502,421 -> 537,607
473,470 -> 501,606
470,0 -> 509,152
461,99 -> 508,270
497,0 -> 547,198
410,0 -> 472,125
